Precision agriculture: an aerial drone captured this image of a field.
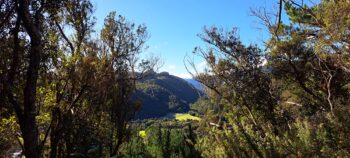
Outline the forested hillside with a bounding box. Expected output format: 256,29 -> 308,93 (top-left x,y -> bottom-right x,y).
133,71 -> 202,119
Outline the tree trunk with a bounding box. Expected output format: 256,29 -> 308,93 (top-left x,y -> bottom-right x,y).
21,39 -> 41,158
16,0 -> 43,157
50,108 -> 60,158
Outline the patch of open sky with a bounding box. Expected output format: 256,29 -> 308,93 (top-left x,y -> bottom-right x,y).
91,0 -> 318,78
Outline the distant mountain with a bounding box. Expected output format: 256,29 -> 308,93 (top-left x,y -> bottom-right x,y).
184,78 -> 204,91
132,72 -> 202,119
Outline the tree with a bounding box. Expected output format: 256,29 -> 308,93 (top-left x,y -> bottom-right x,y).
269,0 -> 350,115
0,1 -> 156,157
98,11 -> 150,156
190,27 -> 280,157
190,0 -> 350,157
0,0 -> 45,157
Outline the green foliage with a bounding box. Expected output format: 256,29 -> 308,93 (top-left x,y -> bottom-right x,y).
191,1 -> 350,157
0,0 -> 157,157
120,123 -> 201,158
190,97 -> 216,115
0,116 -> 20,156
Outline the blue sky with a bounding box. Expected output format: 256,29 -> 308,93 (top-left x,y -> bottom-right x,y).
92,0 -> 281,78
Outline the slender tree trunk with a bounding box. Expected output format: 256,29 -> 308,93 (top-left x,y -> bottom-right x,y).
16,0 -> 43,157
21,39 -> 41,158
50,108 -> 60,158
111,126 -> 125,156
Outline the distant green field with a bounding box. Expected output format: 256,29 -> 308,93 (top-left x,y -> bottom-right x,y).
139,130 -> 146,138
175,113 -> 201,121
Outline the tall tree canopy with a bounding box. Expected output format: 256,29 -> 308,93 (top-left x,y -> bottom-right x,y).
191,0 -> 350,157
0,0 -> 155,157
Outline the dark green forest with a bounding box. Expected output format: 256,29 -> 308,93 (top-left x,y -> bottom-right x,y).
1,0 -> 350,157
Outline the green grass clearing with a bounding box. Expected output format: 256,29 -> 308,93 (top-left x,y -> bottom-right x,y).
139,130 -> 146,138
175,113 -> 201,121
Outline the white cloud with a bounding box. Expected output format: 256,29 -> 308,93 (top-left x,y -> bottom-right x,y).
191,61 -> 208,74
197,61 -> 206,69
160,65 -> 193,79
168,64 -> 176,70
173,72 -> 192,79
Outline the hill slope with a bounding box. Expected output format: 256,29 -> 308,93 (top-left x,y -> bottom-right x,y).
133,72 -> 201,119
184,78 -> 204,91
